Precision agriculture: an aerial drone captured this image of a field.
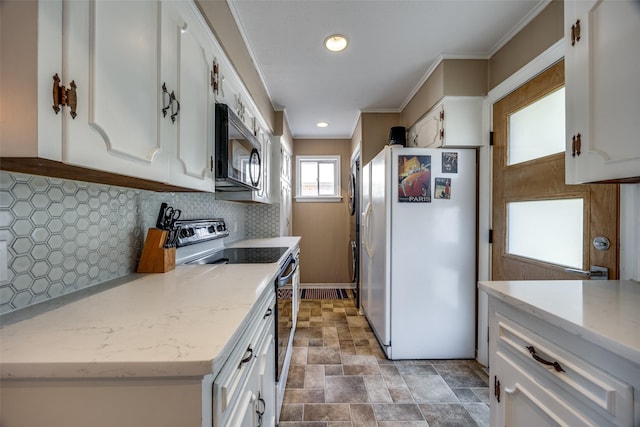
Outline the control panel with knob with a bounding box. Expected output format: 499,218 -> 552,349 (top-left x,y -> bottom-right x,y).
173,219 -> 229,247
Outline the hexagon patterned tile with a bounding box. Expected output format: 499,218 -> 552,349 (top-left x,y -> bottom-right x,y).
0,171 -> 280,314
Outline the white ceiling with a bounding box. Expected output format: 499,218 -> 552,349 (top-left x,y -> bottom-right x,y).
228,0 -> 547,139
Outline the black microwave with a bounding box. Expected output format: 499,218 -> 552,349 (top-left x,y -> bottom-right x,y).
214,103 -> 262,191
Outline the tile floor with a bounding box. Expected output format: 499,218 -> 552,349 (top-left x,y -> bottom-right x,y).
280,297 -> 489,426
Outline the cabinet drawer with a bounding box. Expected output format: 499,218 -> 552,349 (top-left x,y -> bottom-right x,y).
495,313 -> 633,426
213,289 -> 275,425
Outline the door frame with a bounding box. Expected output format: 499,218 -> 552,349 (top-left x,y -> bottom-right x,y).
476,40 -> 564,366
477,40 -> 640,365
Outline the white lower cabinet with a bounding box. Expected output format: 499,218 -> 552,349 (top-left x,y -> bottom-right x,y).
214,289 -> 276,427
489,299 -> 635,427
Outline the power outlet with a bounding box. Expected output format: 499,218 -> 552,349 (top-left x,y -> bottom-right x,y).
0,241 -> 7,283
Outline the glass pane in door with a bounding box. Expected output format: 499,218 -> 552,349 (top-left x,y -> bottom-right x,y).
508,88 -> 565,165
507,198 -> 583,268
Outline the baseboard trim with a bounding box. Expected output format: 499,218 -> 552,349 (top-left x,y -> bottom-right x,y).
300,283 -> 356,290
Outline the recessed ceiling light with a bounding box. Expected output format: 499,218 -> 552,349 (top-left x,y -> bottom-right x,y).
324,34 -> 348,52
317,122 -> 329,128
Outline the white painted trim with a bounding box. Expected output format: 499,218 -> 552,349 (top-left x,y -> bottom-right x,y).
486,40 -> 565,105
476,39 -> 564,368
400,0 -> 553,112
225,0 -> 277,111
487,0 -> 553,57
295,155 -> 341,200
620,184 -> 640,282
400,55 -> 445,111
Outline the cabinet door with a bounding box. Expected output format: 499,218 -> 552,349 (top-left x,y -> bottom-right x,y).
441,97 -> 483,147
165,1 -> 214,191
412,107 -> 442,148
257,332 -> 276,427
565,0 -> 640,183
281,147 -> 292,185
493,350 -> 592,427
280,182 -> 292,236
227,389 -> 257,427
63,0 -> 170,182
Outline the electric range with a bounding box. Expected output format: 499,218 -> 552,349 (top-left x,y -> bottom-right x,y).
174,218 -> 287,266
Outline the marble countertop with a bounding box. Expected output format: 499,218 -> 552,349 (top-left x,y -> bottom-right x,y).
0,237 -> 301,380
479,280 -> 640,364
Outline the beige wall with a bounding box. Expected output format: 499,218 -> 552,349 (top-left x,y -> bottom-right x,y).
292,139 -> 352,284
0,0 -> 38,155
401,61 -> 445,130
489,0 -> 564,90
195,0 -> 275,132
443,60 -> 488,97
401,59 -> 488,130
351,116 -> 362,157
361,113 -> 401,166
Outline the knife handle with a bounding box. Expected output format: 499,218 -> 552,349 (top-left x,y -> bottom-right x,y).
156,203 -> 168,229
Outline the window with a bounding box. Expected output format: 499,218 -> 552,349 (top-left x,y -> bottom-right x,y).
508,87 -> 565,165
507,198 -> 584,269
295,155 -> 341,202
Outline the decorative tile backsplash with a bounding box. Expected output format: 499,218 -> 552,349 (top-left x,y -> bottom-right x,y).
0,171 -> 280,314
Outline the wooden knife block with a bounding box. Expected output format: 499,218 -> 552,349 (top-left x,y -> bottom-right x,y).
137,228 -> 175,273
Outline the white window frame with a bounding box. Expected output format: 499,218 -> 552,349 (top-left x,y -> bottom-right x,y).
295,155 -> 342,202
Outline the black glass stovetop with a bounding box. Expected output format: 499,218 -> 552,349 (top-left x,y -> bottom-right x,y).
187,247 -> 288,265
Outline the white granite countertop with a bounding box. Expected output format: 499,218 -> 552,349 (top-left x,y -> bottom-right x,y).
0,237 -> 300,380
479,280 -> 640,364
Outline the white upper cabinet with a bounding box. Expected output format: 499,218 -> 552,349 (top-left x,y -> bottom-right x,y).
63,0 -> 170,183
164,1 -> 215,192
565,0 -> 640,183
2,0 -> 272,193
409,97 -> 483,148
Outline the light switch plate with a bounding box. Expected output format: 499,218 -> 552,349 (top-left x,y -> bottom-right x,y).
0,241 -> 7,282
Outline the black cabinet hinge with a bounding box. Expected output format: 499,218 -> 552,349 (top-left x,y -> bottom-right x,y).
489,131 -> 494,146
488,229 -> 493,244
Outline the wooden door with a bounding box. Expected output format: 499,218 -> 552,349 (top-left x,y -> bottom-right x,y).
492,60 -> 619,280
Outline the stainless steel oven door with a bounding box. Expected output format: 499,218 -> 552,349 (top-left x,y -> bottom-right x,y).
275,254 -> 297,383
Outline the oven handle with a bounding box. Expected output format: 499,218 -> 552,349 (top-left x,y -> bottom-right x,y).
278,257 -> 298,286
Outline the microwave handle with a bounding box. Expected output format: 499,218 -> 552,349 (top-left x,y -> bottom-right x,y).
249,148 -> 261,187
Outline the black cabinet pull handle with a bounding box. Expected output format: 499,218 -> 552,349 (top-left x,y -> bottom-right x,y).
238,345 -> 253,368
526,346 -> 565,372
256,393 -> 266,426
170,91 -> 180,123
263,308 -> 273,319
161,83 -> 171,118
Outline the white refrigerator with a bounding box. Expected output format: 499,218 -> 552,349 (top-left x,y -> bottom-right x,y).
361,145 -> 476,359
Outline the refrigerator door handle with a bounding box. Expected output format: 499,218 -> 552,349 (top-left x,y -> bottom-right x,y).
363,202 -> 373,257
